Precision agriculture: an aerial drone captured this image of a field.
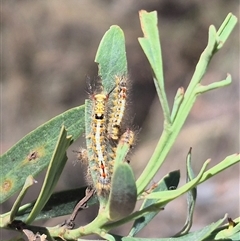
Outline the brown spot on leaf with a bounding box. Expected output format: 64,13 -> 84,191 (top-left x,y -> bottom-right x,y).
34,145 -> 45,158
22,146 -> 45,166
28,151 -> 38,161
2,179 -> 13,192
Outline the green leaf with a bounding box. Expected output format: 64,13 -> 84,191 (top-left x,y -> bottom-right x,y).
108,163 -> 137,221
86,25 -> 127,207
0,186 -> 99,228
138,11 -> 163,84
0,105 -> 85,204
144,159 -> 209,201
216,13 -> 238,50
95,25 -> 127,92
14,186 -> 98,222
209,218 -> 240,240
175,148 -> 197,236
198,154 -> 240,184
136,11 -> 238,196
106,128 -> 137,221
25,126 -> 72,224
109,215 -> 227,241
138,10 -> 170,124
129,170 -> 180,236
9,176 -> 36,222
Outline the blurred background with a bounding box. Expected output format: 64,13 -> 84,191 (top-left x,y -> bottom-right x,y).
1,0 -> 239,239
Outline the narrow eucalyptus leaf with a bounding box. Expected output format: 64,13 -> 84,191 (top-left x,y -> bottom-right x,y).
10,176 -> 36,223
129,170 -> 180,236
25,126 -> 72,224
14,187 -> 98,221
115,215 -> 227,240
174,148 -> 196,236
0,105 -> 85,204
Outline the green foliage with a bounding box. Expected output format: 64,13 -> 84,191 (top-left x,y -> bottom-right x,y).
5,187 -> 97,222
95,25 -> 127,91
176,149 -> 197,236
24,126 -> 73,224
0,10 -> 239,241
136,11 -> 235,196
108,162 -> 137,221
129,170 -> 180,236
0,106 -> 85,203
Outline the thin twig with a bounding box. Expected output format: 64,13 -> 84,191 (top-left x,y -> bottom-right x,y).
61,187 -> 95,229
